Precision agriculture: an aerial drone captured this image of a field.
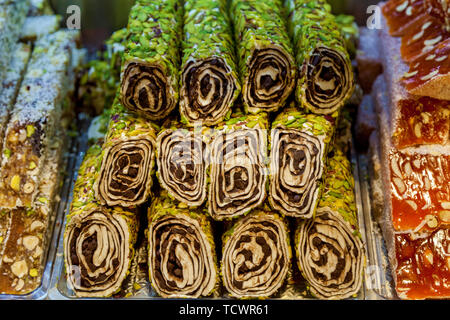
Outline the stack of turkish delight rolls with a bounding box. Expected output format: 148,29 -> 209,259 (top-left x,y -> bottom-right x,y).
356,0 -> 450,299
0,0 -> 83,294
63,0 -> 365,299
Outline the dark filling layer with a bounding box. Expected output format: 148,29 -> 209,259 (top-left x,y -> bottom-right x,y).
304,48 -> 349,112
184,58 -> 235,121
152,218 -> 210,296
68,218 -> 122,289
246,48 -> 293,108
214,133 -> 263,212
99,140 -> 153,204
158,132 -> 207,204
121,62 -> 173,119
224,219 -> 288,294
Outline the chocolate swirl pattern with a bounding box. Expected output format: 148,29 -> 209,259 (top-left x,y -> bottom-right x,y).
94,107 -> 156,207
209,128 -> 267,220
286,0 -> 354,115
269,109 -> 334,218
180,0 -> 240,126
221,211 -> 290,298
181,58 -> 238,126
299,47 -> 353,114
230,0 -> 297,114
120,0 -> 181,120
148,195 -> 217,298
296,211 -> 364,299
64,206 -> 137,298
244,47 -> 296,113
295,147 -> 364,299
270,129 -> 323,218
156,129 -> 208,207
121,62 -> 177,120
64,144 -> 138,298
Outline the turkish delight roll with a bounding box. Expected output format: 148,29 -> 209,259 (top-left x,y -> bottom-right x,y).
147,193 -> 218,298
120,0 -> 181,120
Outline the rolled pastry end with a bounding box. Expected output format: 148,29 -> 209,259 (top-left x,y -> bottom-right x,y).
222,212 -> 290,298
269,127 -> 325,218
296,210 -> 364,299
244,46 -> 296,114
64,206 -> 135,298
181,57 -> 238,126
95,137 -> 155,207
156,129 -> 208,207
148,213 -> 217,298
209,129 -> 267,220
120,61 -> 176,120
298,46 -> 354,115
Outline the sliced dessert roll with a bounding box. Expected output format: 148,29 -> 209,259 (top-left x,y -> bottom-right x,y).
180,0 -> 240,126
120,0 -> 181,120
295,148 -> 364,299
286,0 -> 355,115
94,100 -> 157,207
230,0 -> 296,114
147,193 -> 217,298
64,144 -> 138,298
221,210 -> 290,298
208,112 -> 268,220
156,121 -> 210,207
269,108 -> 334,218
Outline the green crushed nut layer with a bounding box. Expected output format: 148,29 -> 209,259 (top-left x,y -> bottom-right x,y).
230,0 -> 296,114
147,192 -> 218,298
120,0 -> 182,120
180,0 -> 240,126
285,0 -> 355,115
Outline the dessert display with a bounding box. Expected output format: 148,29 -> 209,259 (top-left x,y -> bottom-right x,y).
61,0 -> 365,300
1,0 -> 448,302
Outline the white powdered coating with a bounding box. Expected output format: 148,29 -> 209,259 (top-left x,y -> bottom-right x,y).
20,15 -> 61,41
0,43 -> 31,126
0,0 -> 29,93
358,27 -> 381,63
8,30 -> 79,126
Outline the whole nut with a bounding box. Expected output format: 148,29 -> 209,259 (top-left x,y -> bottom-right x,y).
11,260 -> 28,278
15,279 -> 24,291
10,175 -> 20,192
30,221 -> 44,232
425,215 -> 438,229
438,210 -> 450,223
23,236 -> 39,251
23,182 -> 35,194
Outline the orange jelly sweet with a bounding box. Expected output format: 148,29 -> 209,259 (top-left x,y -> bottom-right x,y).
403,38 -> 450,93
400,15 -> 449,62
395,228 -> 450,299
393,97 -> 450,148
383,0 -> 426,36
389,151 -> 450,231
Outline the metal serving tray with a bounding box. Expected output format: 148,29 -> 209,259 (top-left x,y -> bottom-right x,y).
356,153 -> 397,300
47,118 -> 385,300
